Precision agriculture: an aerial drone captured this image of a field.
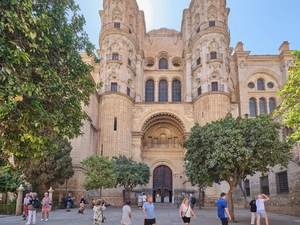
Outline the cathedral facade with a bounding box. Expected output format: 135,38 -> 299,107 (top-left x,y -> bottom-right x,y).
58,0 -> 299,216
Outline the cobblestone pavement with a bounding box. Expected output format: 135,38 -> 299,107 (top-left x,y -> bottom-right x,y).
1,204 -> 300,225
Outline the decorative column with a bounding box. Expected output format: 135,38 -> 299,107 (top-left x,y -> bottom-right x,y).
16,184 -> 24,216
48,187 -> 54,210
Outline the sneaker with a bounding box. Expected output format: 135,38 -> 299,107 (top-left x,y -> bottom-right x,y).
45,219 -> 48,221
41,218 -> 44,221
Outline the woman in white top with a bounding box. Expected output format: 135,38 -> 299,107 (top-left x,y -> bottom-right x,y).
121,200 -> 132,225
179,198 -> 196,225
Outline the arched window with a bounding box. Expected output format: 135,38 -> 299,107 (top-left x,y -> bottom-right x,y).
249,98 -> 257,117
159,58 -> 168,69
172,80 -> 181,102
257,79 -> 265,90
269,98 -> 276,113
145,80 -> 154,102
259,98 -> 267,114
159,80 -> 168,102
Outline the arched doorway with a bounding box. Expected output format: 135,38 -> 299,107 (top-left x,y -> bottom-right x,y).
153,165 -> 172,203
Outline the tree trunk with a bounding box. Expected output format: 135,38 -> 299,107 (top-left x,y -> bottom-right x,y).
99,187 -> 102,199
125,189 -> 130,201
228,190 -> 235,222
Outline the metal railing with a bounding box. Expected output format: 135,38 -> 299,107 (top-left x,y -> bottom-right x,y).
192,84 -> 231,100
188,21 -> 230,47
207,53 -> 223,61
105,85 -> 121,92
127,89 -> 136,101
191,57 -> 201,70
128,58 -> 136,72
107,54 -> 122,61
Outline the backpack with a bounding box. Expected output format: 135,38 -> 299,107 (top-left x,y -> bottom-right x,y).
33,198 -> 40,208
191,197 -> 196,204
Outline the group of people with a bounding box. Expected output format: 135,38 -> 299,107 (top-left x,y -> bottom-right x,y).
21,191 -> 270,225
23,192 -> 52,224
217,192 -> 270,225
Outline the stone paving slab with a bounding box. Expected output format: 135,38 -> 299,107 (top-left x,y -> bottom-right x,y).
1,204 -> 300,225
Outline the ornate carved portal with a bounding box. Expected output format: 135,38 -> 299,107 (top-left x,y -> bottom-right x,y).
153,165 -> 172,203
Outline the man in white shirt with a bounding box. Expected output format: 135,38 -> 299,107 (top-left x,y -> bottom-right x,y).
256,194 -> 270,225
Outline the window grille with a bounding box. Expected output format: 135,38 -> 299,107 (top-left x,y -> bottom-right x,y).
159,80 -> 168,102
172,80 -> 181,102
145,80 -> 154,102
260,176 -> 270,194
277,171 -> 289,194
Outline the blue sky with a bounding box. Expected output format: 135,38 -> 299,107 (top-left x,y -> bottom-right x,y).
75,0 -> 300,55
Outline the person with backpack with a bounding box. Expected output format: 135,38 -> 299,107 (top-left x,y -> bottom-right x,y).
189,193 -> 196,209
26,192 -> 39,225
249,195 -> 257,225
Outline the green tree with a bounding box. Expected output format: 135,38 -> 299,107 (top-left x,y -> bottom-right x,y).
184,113 -> 291,222
16,137 -> 74,189
0,165 -> 25,195
113,155 -> 150,201
80,156 -> 117,198
276,50 -> 300,142
0,0 -> 97,160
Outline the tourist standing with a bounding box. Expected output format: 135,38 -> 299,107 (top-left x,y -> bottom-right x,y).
217,192 -> 231,225
256,194 -> 270,225
23,193 -> 30,220
179,198 -> 196,225
41,192 -> 52,221
142,192 -> 147,206
142,196 -> 156,225
249,195 -> 257,225
121,200 -> 132,225
26,192 -> 39,225
93,199 -> 106,225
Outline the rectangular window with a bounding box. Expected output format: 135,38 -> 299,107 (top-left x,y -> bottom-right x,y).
209,21 -> 216,27
212,82 -> 218,91
260,176 -> 270,195
111,82 -> 118,92
210,52 -> 217,60
101,144 -> 103,156
114,22 -> 120,28
198,86 -> 202,95
112,53 -> 119,60
127,87 -> 130,96
244,180 -> 250,196
277,171 -> 289,193
114,117 -> 117,131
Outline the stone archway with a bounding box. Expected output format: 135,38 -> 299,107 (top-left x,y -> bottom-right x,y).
153,165 -> 172,203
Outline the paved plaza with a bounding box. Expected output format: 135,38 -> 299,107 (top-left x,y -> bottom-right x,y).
1,204 -> 300,225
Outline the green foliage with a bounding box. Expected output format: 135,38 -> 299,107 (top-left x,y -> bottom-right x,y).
276,50 -> 300,142
80,155 -> 117,192
112,155 -> 150,200
0,0 -> 97,159
184,113 -> 292,220
15,137 -> 74,189
0,204 -> 16,215
0,165 -> 25,193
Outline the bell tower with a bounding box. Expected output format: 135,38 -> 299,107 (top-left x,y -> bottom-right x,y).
97,0 -> 145,158
182,0 -> 232,125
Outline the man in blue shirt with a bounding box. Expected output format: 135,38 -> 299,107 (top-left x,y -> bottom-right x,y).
217,192 -> 231,225
142,196 -> 156,225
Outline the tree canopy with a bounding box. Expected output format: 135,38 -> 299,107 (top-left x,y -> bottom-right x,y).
0,0 -> 97,160
113,155 -> 150,201
80,156 -> 117,198
17,136 -> 74,189
0,165 -> 25,195
276,50 -> 300,142
184,113 -> 292,221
